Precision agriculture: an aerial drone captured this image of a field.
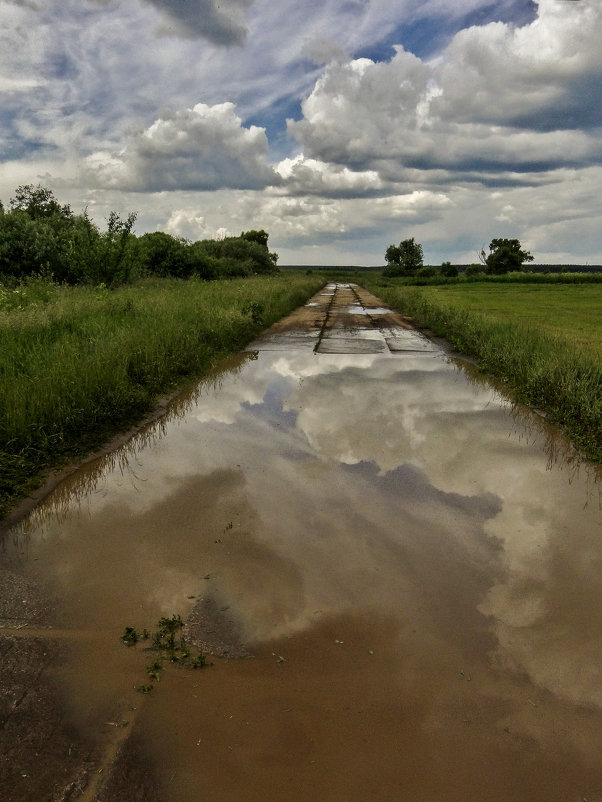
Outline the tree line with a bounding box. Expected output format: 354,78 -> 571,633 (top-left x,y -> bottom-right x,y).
384,236 -> 534,277
0,185 -> 279,287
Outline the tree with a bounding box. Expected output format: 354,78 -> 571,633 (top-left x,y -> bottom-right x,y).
480,238 -> 534,275
139,232 -> 191,278
241,229 -> 269,248
383,237 -> 423,276
84,211 -> 138,286
440,261 -> 458,277
10,184 -> 72,221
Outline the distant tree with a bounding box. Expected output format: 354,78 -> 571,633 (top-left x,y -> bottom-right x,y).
480,238 -> 534,275
10,184 -> 72,221
440,261 -> 458,277
241,229 -> 279,270
385,244 -> 401,266
241,229 -> 269,248
200,232 -> 278,275
383,237 -> 424,276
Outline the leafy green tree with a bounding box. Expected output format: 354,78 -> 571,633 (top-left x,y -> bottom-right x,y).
10,184 -> 72,221
480,238 -> 534,274
242,229 -> 279,271
0,185 -> 78,282
0,185 -> 280,286
385,244 -> 401,266
198,234 -> 278,275
63,211 -> 102,284
84,211 -> 138,286
241,229 -> 269,247
139,232 -> 192,278
440,261 -> 458,277
383,237 -> 424,276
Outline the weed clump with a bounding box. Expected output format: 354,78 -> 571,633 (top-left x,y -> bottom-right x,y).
120,613 -> 209,693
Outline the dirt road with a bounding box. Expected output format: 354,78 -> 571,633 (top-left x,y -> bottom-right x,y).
1,284 -> 601,801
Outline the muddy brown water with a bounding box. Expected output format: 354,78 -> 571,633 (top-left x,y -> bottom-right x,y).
2,284 -> 602,801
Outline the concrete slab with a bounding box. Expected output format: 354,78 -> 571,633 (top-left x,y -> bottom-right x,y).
316,337 -> 389,354
246,332 -> 319,351
322,327 -> 384,340
245,282 -> 440,357
385,335 -> 438,352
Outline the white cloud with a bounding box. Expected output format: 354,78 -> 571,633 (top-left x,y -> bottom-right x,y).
1,0 -> 601,264
82,103 -> 280,191
435,0 -> 602,129
165,209 -> 229,241
0,76 -> 45,92
290,0 -> 602,183
276,155 -> 383,197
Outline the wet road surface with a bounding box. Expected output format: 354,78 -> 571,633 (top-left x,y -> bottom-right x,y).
2,284 -> 602,801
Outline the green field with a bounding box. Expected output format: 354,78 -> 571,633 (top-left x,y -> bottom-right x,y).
363,278 -> 602,463
0,273 -> 325,520
421,283 -> 602,355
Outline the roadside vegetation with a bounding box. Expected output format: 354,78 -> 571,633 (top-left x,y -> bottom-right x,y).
0,184 -> 326,519
0,184 -> 279,286
363,276 -> 602,462
0,273 -> 325,520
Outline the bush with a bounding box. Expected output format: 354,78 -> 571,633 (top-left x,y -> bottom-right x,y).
0,186 -> 280,287
440,262 -> 458,277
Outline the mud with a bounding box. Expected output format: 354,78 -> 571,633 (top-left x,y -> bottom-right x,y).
1,283 -> 602,801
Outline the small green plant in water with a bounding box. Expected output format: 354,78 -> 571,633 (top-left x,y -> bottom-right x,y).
121,613 -> 209,688
121,626 -> 150,646
147,661 -> 164,682
121,626 -> 139,646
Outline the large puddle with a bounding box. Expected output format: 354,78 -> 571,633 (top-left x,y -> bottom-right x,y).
2,284 -> 602,800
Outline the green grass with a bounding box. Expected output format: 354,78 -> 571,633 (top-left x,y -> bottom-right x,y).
0,274 -> 325,519
362,278 -> 602,463
419,283 -> 602,354
376,270 -> 602,287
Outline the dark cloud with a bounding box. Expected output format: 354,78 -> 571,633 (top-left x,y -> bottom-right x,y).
3,0 -> 41,8
141,0 -> 253,46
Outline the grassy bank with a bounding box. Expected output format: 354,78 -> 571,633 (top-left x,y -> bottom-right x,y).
362,278 -> 602,462
0,274 -> 325,519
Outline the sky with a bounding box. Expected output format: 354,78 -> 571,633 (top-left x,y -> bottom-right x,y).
1,0 -> 600,265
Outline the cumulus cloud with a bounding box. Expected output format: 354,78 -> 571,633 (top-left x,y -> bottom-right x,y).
82,102 -> 280,192
289,0 -> 602,181
164,209 -> 231,241
140,0 -> 253,46
435,0 -> 602,129
276,155 -> 383,197
3,0 -> 602,264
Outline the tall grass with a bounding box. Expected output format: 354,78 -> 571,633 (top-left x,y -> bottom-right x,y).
0,274 -> 325,518
362,282 -> 602,463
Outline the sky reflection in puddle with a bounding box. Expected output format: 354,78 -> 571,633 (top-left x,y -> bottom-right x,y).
6,346 -> 602,723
